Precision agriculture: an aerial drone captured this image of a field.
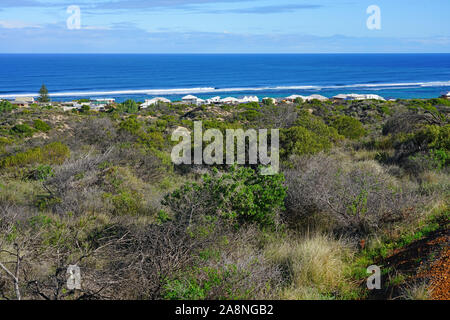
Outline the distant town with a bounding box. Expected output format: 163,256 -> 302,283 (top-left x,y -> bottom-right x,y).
4,91 -> 450,112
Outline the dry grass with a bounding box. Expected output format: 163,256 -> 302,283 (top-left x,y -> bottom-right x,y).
265,233 -> 355,299
399,282 -> 432,300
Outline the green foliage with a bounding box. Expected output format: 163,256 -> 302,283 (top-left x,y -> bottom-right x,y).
281,126 -> 331,157
0,142 -> 70,168
107,191 -> 143,216
416,124 -> 449,151
331,115 -> 366,139
163,166 -> 286,228
119,116 -> 141,134
33,119 -> 52,132
118,99 -> 139,113
238,102 -> 260,110
280,111 -> 343,158
238,109 -> 261,121
10,123 -> 35,137
38,84 -> 50,103
163,265 -> 252,300
28,164 -> 55,181
0,100 -> 16,113
296,111 -> 343,143
80,104 -> 90,113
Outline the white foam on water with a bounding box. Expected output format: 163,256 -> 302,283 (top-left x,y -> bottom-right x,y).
1,81 -> 449,98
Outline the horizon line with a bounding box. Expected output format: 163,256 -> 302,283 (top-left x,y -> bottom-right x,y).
2,52 -> 450,55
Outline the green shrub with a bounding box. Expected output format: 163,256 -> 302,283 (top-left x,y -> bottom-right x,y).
109,191 -> 142,216
163,266 -> 252,300
239,109 -> 261,121
281,126 -> 332,157
119,116 -> 141,134
0,142 -> 70,168
118,99 -> 138,113
28,164 -> 55,180
0,100 -> 16,113
10,123 -> 35,137
296,111 -> 343,142
163,166 -> 286,228
33,119 -> 52,132
331,115 -> 366,139
80,104 -> 90,113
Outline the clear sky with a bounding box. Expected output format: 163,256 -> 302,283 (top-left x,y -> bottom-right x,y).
0,0 -> 449,53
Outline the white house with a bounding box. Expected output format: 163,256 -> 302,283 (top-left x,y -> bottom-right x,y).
240,96 -> 259,103
285,95 -> 306,102
332,93 -> 385,101
141,97 -> 171,108
221,97 -> 240,105
206,96 -> 222,104
11,96 -> 35,107
93,98 -> 115,104
363,94 -> 385,101
332,94 -> 349,101
440,92 -> 450,100
182,95 -> 200,105
305,94 -> 328,101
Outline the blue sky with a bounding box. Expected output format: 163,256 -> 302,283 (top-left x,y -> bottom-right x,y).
0,0 -> 449,53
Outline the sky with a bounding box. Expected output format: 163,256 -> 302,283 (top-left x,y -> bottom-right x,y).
0,0 -> 449,53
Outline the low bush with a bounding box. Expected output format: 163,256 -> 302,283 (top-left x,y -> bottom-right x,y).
0,142 -> 70,168
163,166 -> 286,228
331,115 -> 366,140
280,112 -> 343,158
284,154 -> 423,235
0,100 -> 16,113
33,119 -> 52,132
10,123 -> 34,137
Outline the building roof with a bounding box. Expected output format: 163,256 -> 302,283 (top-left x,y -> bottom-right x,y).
333,94 -> 348,99
221,97 -> 240,103
286,95 -> 306,100
15,96 -> 34,103
240,96 -> 259,103
333,93 -> 385,101
305,94 -> 328,101
182,95 -> 198,100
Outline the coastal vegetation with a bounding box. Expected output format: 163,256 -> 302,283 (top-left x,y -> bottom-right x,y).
0,97 -> 448,300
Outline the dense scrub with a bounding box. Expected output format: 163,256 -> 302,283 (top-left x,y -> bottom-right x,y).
0,98 -> 448,300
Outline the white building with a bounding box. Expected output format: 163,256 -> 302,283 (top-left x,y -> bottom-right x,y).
332,93 -> 385,101
440,92 -> 450,100
221,97 -> 240,105
239,96 -> 259,103
206,96 -> 222,104
363,94 -> 385,101
93,98 -> 115,104
182,95 -> 200,105
141,97 -> 171,108
285,95 -> 306,102
305,94 -> 328,102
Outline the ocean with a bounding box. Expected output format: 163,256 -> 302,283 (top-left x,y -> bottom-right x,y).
1,54 -> 449,102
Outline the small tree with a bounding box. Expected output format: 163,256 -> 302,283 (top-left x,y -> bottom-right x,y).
38,84 -> 50,103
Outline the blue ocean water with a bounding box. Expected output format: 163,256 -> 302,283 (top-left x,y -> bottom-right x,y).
0,54 -> 449,102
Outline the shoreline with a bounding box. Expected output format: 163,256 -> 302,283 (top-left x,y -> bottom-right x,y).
1,80 -> 450,100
